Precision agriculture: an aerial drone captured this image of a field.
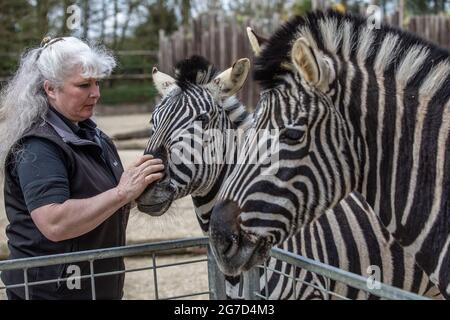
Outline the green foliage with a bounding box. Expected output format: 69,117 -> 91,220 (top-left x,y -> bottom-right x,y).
405,0 -> 446,15
2,0 -> 450,106
99,81 -> 158,105
0,0 -> 38,75
133,1 -> 179,50
291,0 -> 313,16
228,0 -> 288,20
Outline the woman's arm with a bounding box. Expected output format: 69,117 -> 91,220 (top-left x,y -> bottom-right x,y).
30,155 -> 164,242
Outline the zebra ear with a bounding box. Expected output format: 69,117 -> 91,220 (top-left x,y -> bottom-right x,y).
211,58 -> 250,98
246,27 -> 268,56
291,38 -> 334,92
152,67 -> 177,96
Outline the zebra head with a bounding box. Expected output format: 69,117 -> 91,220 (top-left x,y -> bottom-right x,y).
136,55 -> 251,217
209,15 -> 359,276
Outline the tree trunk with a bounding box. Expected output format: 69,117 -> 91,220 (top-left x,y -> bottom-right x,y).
312,0 -> 326,11
100,0 -> 107,41
82,0 -> 90,40
381,0 -> 387,14
435,0 -> 446,13
398,0 -> 404,28
36,0 -> 50,37
113,0 -> 119,49
61,0 -> 70,35
120,1 -> 139,48
181,0 -> 190,26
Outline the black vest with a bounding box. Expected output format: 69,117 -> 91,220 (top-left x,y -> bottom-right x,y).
2,110 -> 130,299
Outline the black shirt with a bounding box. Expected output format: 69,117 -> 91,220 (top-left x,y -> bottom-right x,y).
2,107 -> 129,300
16,107 -> 99,211
49,105 -> 98,142
16,137 -> 70,212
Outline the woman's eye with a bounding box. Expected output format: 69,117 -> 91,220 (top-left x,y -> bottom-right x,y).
78,81 -> 100,88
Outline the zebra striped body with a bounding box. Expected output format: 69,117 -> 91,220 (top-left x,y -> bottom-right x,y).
229,192 -> 440,299
139,56 -> 440,299
211,11 -> 450,298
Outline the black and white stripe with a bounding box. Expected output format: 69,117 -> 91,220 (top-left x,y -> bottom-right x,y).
231,192 -> 441,299
142,56 -> 440,299
213,11 -> 450,298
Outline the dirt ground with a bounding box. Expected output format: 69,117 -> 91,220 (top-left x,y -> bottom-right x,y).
0,113 -> 207,300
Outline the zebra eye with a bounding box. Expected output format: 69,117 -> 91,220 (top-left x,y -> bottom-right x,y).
279,128 -> 305,145
196,114 -> 210,125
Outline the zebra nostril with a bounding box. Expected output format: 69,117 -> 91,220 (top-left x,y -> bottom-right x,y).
167,183 -> 175,193
223,233 -> 240,259
210,200 -> 243,258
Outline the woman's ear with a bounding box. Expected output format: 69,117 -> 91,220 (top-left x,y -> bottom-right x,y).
43,80 -> 57,100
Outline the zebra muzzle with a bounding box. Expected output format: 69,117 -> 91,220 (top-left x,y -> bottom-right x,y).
210,200 -> 270,275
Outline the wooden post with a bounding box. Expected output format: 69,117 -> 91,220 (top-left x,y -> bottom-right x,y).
312,0 -> 326,11
231,15 -> 238,64
210,14 -> 216,64
158,29 -> 165,70
219,13 -> 226,70
398,0 -> 404,28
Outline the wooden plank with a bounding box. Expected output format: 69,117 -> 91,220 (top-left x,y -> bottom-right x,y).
107,74 -> 154,80
231,15 -> 238,64
210,13 -> 216,64
201,32 -> 208,58
116,50 -> 158,56
219,13 -> 226,69
158,29 -> 165,70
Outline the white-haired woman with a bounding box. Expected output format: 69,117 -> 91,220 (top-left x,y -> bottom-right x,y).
0,37 -> 164,300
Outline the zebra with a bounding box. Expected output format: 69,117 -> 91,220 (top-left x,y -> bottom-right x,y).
210,11 -> 450,299
135,55 -> 252,223
237,191 -> 441,299
136,55 -> 441,299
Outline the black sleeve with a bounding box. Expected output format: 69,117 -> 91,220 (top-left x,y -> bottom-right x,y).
16,137 -> 70,212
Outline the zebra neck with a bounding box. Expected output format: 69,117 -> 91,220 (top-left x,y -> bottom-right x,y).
190,98 -> 251,233
191,163 -> 232,233
222,96 -> 253,130
340,51 -> 450,241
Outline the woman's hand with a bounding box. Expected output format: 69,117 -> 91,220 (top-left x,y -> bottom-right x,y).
116,155 -> 165,203
31,155 -> 164,242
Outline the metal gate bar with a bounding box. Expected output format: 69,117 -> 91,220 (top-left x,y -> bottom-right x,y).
263,247 -> 430,300
0,237 -> 217,300
0,237 -> 431,300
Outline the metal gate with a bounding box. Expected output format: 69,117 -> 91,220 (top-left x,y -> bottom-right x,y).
0,237 -> 430,300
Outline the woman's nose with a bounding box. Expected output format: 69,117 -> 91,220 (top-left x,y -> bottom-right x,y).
90,83 -> 100,98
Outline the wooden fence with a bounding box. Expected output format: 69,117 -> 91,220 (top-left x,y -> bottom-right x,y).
158,12 -> 450,109
406,15 -> 450,50
384,13 -> 450,50
158,13 -> 282,109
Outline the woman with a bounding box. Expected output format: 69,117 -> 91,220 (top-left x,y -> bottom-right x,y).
0,37 -> 164,299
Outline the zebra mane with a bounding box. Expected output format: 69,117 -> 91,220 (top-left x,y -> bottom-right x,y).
254,10 -> 450,90
174,55 -> 218,90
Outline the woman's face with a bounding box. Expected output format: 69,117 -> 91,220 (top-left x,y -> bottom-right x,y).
46,67 -> 101,123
